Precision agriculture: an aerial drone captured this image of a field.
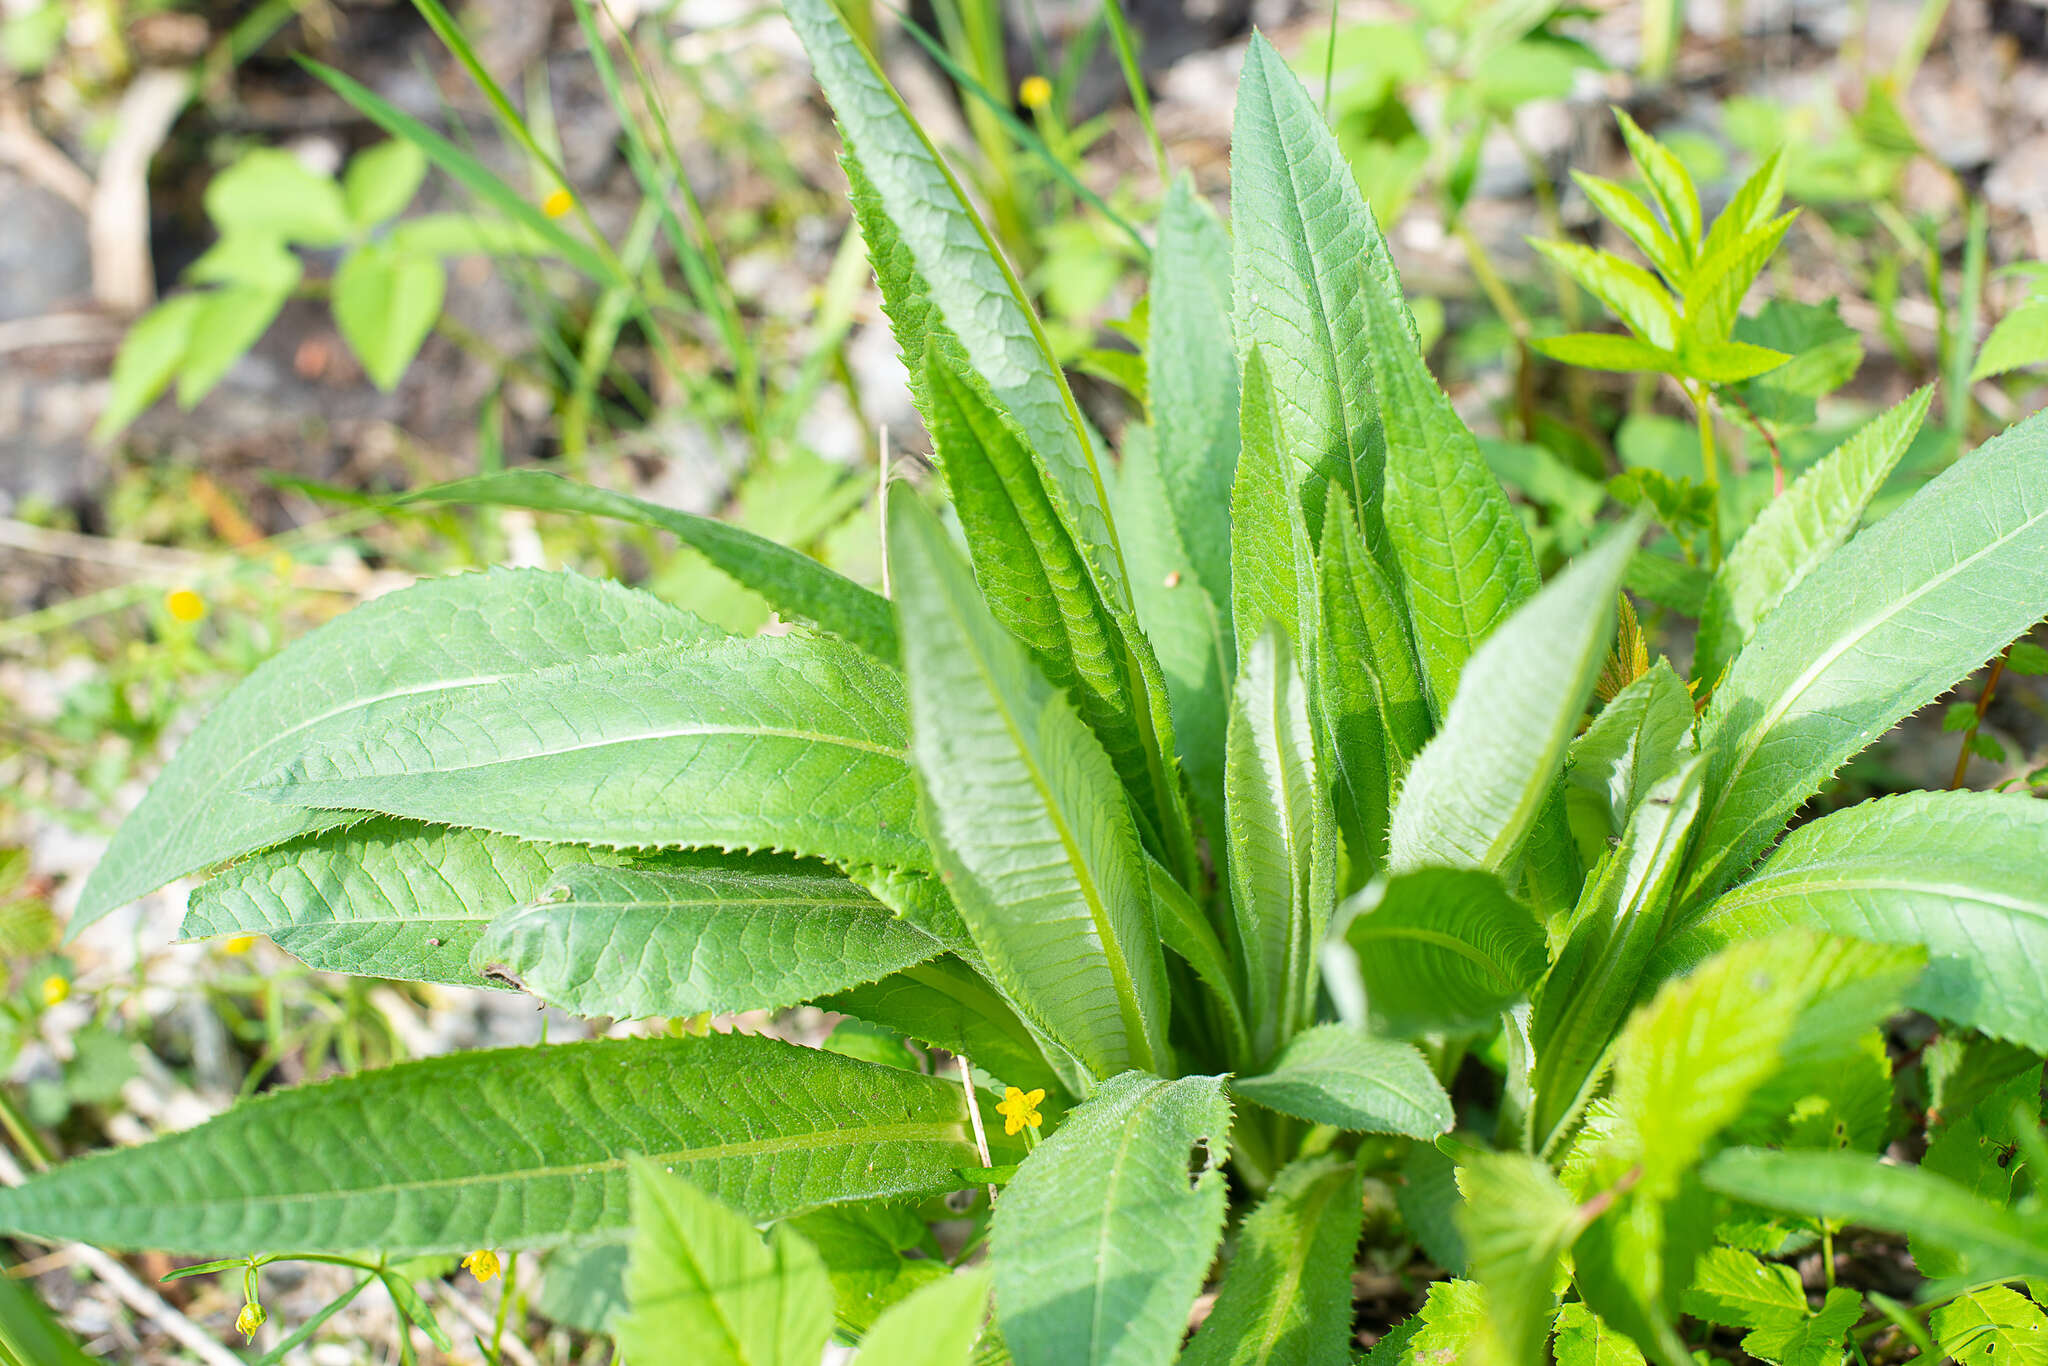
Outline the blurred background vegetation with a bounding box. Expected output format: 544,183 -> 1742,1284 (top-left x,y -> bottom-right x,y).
2,0 -> 2047,1357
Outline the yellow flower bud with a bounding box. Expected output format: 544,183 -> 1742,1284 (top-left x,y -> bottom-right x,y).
222,935 -> 257,956
462,1248 -> 502,1283
235,1301 -> 266,1337
38,975 -> 68,1008
1018,75 -> 1052,111
542,188 -> 574,219
165,588 -> 207,624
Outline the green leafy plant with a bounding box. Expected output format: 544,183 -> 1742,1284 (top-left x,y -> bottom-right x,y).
14,6 -> 2048,1363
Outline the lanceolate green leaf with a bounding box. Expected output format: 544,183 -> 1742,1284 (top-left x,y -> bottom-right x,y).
1684,408 -> 2048,906
888,495 -> 1169,1078
1563,660 -> 1693,856
1231,34 -> 1388,543
257,632 -> 926,872
75,568 -> 711,930
1321,494 -> 1430,766
474,862 -> 941,1019
1700,1147 -> 2048,1278
1225,630 -> 1334,1060
1342,869 -> 1548,1039
1663,790 -> 2048,1050
403,469 -> 898,661
784,0 -> 1120,577
1230,349 -> 1319,664
0,1034 -> 993,1255
1388,519 -> 1639,874
617,1158 -> 832,1366
1230,1025 -> 1453,1139
1366,274 -> 1539,714
1117,424 -> 1230,843
992,1072 -> 1232,1366
925,352 -> 1176,852
1179,1155 -> 1363,1366
1150,174 -> 1240,620
182,819 -> 627,988
1693,388 -> 1933,687
1457,1153 -> 1589,1366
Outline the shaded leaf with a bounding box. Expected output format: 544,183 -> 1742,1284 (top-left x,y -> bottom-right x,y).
1231,1024 -> 1452,1138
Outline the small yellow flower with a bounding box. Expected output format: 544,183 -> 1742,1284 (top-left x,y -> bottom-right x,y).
235,1301 -> 266,1337
165,588 -> 207,623
38,975 -> 68,1008
541,187 -> 574,219
1018,75 -> 1052,111
995,1086 -> 1044,1136
462,1248 -> 502,1283
222,935 -> 257,955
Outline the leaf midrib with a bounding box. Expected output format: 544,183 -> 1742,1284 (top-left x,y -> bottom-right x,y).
1347,924 -> 1517,990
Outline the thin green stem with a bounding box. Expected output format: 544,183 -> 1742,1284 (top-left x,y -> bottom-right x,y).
0,1088 -> 50,1173
1099,0 -> 1167,182
1691,382 -> 1724,567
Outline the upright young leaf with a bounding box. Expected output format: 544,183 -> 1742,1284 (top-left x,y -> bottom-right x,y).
1613,110 -> 1701,259
925,353 -> 1176,849
1388,519 -> 1640,874
256,632 -> 927,873
616,1159 -> 832,1366
75,569 -> 710,929
992,1072 -> 1232,1366
474,862 -> 941,1019
785,0 -> 1119,574
404,469 -> 898,660
1231,1024 -> 1453,1139
0,1034 -> 993,1254
1694,389 -> 1933,687
1564,660 -> 1694,857
1231,34 -> 1388,542
1225,629 -> 1334,1059
1571,171 -> 1686,285
1458,1153 -> 1590,1366
1117,424 -> 1230,842
1684,408 -> 2048,906
1663,790 -> 2048,1050
1321,494 -> 1430,765
183,819 -> 628,987
888,495 -> 1169,1078
1150,174 -> 1240,618
1180,1155 -> 1363,1366
1342,868 -> 1548,1039
1365,243 -> 1540,710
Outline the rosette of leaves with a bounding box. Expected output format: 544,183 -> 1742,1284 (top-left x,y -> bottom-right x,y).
12,5 -> 2048,1363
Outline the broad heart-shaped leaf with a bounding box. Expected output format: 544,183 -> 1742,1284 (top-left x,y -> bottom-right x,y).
1342,868 -> 1547,1039
1149,174 -> 1240,625
1693,388 -> 1932,688
1388,517 -> 1640,875
1366,245 -> 1539,712
1116,424 -> 1229,845
74,568 -> 711,930
331,241 -> 443,390
257,630 -> 927,873
1225,629 -> 1333,1061
1682,407 -> 2048,908
992,1072 -> 1232,1366
1179,1155 -> 1362,1366
1700,1147 -> 2048,1279
784,0 -> 1120,579
853,1267 -> 994,1365
617,1158 -> 831,1366
0,1034 -> 996,1255
473,862 -> 941,1019
402,469 -> 897,662
1230,1024 -> 1452,1139
924,351 -> 1186,861
1231,34 -> 1388,544
887,495 -> 1169,1079
182,819 -> 633,988
1661,790 -> 2048,1050
1932,1286 -> 2048,1366
817,958 -> 1071,1101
